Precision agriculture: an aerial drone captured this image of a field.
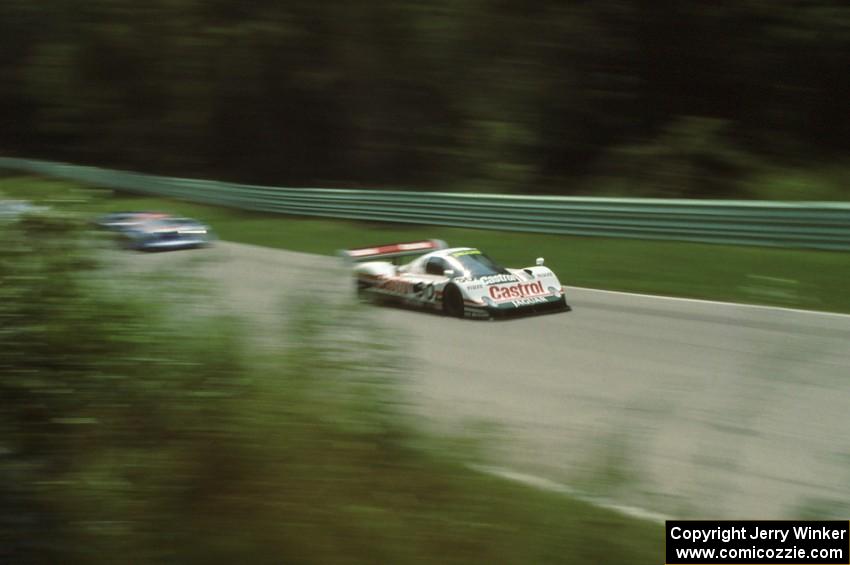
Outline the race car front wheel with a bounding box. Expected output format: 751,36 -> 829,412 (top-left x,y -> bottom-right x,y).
442,285 -> 464,318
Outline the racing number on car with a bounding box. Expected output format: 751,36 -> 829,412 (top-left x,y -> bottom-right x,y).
423,283 -> 435,301
382,279 -> 414,294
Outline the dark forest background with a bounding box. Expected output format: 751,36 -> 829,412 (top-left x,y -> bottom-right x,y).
2,1 -> 849,198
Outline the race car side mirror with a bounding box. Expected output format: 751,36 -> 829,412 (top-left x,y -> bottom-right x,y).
536,257 -> 545,266
443,269 -> 456,279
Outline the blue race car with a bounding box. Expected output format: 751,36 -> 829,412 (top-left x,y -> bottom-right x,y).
94,211 -> 169,232
121,216 -> 215,251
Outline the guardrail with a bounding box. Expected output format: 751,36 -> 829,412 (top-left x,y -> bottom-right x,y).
2,157 -> 849,250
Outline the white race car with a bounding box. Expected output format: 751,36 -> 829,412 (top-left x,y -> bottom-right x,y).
342,240 -> 571,319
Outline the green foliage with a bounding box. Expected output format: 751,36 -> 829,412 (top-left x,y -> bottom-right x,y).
595,117 -> 760,198
0,212 -> 248,561
2,2 -> 850,195
742,165 -> 850,201
0,210 -> 663,563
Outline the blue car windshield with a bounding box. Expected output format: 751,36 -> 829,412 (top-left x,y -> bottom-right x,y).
449,250 -> 509,277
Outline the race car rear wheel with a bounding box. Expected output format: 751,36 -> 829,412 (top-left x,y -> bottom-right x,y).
442,284 -> 464,318
355,279 -> 371,302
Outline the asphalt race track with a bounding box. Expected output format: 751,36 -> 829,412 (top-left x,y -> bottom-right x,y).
122,242 -> 850,519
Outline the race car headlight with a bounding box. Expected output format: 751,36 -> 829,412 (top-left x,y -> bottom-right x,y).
482,296 -> 495,307
548,286 -> 560,295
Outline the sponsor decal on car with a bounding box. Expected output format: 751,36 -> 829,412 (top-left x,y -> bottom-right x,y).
488,281 -> 546,301
477,274 -> 520,285
451,249 -> 482,257
510,296 -> 548,307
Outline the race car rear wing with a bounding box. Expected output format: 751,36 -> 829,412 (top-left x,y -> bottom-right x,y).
339,239 -> 448,263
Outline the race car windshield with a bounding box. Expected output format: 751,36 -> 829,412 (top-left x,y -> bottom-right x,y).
450,250 -> 509,277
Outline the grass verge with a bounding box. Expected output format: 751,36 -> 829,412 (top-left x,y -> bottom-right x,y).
3,174 -> 849,314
